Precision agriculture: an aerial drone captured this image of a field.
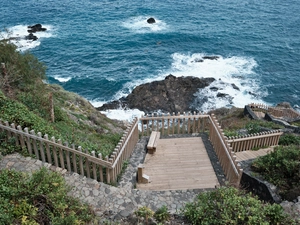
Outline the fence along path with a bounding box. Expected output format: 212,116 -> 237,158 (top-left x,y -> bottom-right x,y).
0,118 -> 139,184
140,112 -> 209,136
209,114 -> 243,186
226,130 -> 282,152
249,103 -> 300,119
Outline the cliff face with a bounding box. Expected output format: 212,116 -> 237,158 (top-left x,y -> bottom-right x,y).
98,75 -> 215,113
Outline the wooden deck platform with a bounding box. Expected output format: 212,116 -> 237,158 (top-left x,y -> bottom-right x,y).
235,147 -> 273,162
137,137 -> 219,191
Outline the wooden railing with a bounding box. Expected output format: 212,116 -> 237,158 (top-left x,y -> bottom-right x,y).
209,114 -> 243,186
226,130 -> 282,152
249,103 -> 300,119
139,112 -> 210,136
0,118 -> 139,184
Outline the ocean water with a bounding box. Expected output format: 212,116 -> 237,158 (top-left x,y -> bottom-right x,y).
1,0 -> 299,120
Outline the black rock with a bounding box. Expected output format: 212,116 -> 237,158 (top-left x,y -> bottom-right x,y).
98,74 -> 215,114
147,17 -> 156,24
203,56 -> 219,60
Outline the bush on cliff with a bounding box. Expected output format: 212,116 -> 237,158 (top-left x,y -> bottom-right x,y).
182,187 -> 296,225
251,145 -> 300,200
0,167 -> 94,224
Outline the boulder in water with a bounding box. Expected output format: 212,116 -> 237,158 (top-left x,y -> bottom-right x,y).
147,18 -> 156,24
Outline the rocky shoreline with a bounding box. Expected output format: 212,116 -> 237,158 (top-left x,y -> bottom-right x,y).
98,74 -> 216,114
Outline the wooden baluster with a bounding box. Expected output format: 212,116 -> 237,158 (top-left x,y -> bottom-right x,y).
30,130 -> 39,160
105,156 -> 110,183
10,123 -> 19,147
5,121 -> 11,139
85,149 -> 90,178
91,151 -> 97,180
64,142 -> 71,172
17,125 -> 26,149
51,137 -> 59,167
38,132 -> 46,163
72,144 -> 77,173
24,128 -> 32,155
78,146 -> 84,176
44,134 -> 52,164
162,116 -> 165,136
57,139 -> 65,169
167,113 -> 170,135
98,153 -> 103,182
177,112 -> 180,134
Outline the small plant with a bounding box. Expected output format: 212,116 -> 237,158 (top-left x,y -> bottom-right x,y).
224,129 -> 238,137
245,121 -> 261,134
134,206 -> 154,225
154,205 -> 170,223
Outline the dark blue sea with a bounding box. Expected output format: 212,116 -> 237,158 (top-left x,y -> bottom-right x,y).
1,0 -> 299,119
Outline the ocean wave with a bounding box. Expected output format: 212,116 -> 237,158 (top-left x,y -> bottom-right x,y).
53,76 -> 72,83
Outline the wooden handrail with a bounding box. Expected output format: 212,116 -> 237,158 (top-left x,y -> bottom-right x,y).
208,115 -> 240,177
111,118 -> 138,169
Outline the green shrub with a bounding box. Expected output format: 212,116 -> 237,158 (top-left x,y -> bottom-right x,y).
279,134 -> 300,146
251,146 -> 300,200
134,206 -> 154,225
154,205 -> 170,223
0,167 -> 94,224
182,187 -> 295,225
245,120 -> 283,134
224,129 -> 238,137
245,121 -> 261,134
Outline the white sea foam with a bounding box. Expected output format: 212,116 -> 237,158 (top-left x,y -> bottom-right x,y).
168,53 -> 267,111
113,52 -> 268,113
53,76 -> 72,83
89,100 -> 107,108
122,16 -> 168,33
0,24 -> 54,51
100,108 -> 145,122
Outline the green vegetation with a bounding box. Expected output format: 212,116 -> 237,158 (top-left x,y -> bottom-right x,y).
251,145 -> 300,200
182,187 -> 296,225
0,41 -> 125,158
0,167 -> 94,224
134,206 -> 154,225
246,120 -> 284,134
279,133 -> 300,146
154,205 -> 170,223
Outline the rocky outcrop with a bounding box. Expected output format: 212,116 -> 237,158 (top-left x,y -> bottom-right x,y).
98,74 -> 215,113
25,33 -> 38,41
27,24 -> 47,33
147,18 -> 156,24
